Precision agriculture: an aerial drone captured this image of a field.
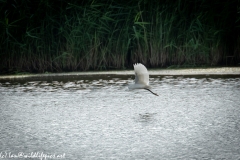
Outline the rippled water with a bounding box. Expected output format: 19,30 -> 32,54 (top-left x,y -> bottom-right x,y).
0,75 -> 240,160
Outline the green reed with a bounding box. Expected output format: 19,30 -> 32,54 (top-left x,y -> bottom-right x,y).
0,0 -> 239,73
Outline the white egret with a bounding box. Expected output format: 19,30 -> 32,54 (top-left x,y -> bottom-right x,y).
128,63 -> 158,96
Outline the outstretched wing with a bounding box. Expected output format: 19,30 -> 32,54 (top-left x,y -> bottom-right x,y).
133,63 -> 149,85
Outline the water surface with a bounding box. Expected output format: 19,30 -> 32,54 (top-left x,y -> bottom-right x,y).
0,75 -> 240,160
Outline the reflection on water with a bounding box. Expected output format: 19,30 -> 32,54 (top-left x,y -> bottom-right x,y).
0,75 -> 240,160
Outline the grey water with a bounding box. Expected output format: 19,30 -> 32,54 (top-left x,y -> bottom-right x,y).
0,75 -> 240,160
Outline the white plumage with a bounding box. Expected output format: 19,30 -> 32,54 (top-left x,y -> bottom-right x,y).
128,63 -> 158,96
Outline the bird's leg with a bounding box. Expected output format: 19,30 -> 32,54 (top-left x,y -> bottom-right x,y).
144,88 -> 159,96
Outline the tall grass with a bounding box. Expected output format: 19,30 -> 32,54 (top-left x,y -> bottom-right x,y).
0,0 -> 239,73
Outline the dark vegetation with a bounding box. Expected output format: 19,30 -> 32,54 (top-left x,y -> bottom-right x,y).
0,0 -> 240,74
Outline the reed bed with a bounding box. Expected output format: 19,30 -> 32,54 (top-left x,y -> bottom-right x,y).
0,0 -> 239,73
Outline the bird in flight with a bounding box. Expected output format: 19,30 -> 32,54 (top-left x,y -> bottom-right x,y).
128,63 -> 158,96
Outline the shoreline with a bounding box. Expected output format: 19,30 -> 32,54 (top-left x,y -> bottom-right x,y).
0,67 -> 240,79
